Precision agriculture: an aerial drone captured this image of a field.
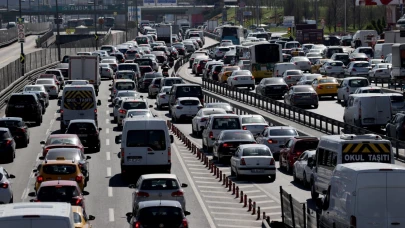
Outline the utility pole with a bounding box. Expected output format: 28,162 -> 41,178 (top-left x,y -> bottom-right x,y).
94,0 -> 98,49
125,0 -> 128,41
19,0 -> 25,75
344,0 -> 346,33
135,0 -> 138,35
315,0 -> 318,28
56,0 -> 61,61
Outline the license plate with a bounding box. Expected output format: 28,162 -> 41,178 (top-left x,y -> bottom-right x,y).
15,105 -> 24,108
128,159 -> 141,162
78,134 -> 87,137
240,77 -> 248,80
274,86 -> 281,89
251,169 -> 264,173
302,96 -> 310,98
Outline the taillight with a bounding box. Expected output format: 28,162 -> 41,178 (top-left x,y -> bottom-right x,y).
107,69 -> 110,72
134,221 -> 141,228
94,109 -> 98,113
287,76 -> 291,79
60,109 -> 64,114
160,95 -> 165,98
240,158 -> 246,165
75,198 -> 82,205
222,143 -> 230,147
75,175 -> 83,182
350,215 -> 356,228
0,183 -> 9,188
200,117 -> 207,122
176,106 -> 183,109
270,158 -> 275,165
308,62 -> 311,65
317,85 -> 323,89
242,126 -> 247,130
294,62 -> 297,65
119,109 -> 127,114
352,68 -> 356,71
267,139 -> 277,144
251,76 -> 255,80
114,89 -> 117,94
136,191 -> 150,197
18,128 -> 26,133
37,176 -> 44,183
213,71 -> 218,74
171,190 -> 184,197
182,218 -> 189,228
168,147 -> 171,163
5,140 -> 12,146
121,148 -> 124,160
233,77 -> 238,80
51,86 -> 56,89
209,131 -> 213,138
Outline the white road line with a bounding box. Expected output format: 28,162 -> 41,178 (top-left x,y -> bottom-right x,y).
198,186 -> 224,189
106,110 -> 109,115
213,218 -> 261,223
20,188 -> 29,200
186,164 -> 205,167
106,128 -> 110,134
105,119 -> 109,124
108,187 -> 113,197
29,171 -> 35,179
214,212 -> 254,216
194,178 -> 217,181
173,142 -> 216,228
245,195 -> 267,199
35,153 -> 41,162
255,200 -> 276,204
106,139 -> 110,146
259,206 -> 279,210
209,206 -> 249,211
108,208 -> 114,222
188,168 -> 208,171
206,201 -> 241,205
239,190 -> 261,194
218,224 -> 257,227
183,160 -> 201,163
191,172 -> 212,175
106,152 -> 111,161
202,195 -> 232,199
107,167 -> 111,177
253,184 -> 281,205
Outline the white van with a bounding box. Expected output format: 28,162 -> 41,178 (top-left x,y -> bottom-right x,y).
58,85 -> 101,131
0,202 -> 74,227
374,43 -> 394,59
273,63 -> 298,77
116,118 -> 174,179
310,134 -> 393,200
317,163 -> 405,228
342,93 -> 392,127
351,30 -> 378,48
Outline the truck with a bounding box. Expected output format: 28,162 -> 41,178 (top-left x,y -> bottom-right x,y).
384,30 -> 405,43
295,29 -> 324,45
68,56 -> 101,95
156,25 -> 173,46
390,44 -> 405,80
207,20 -> 218,33
171,24 -> 180,36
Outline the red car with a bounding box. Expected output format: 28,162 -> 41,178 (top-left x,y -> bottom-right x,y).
196,59 -> 210,76
40,134 -> 84,157
279,137 -> 319,173
31,180 -> 87,209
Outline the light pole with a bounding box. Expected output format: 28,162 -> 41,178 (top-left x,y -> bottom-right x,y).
125,0 -> 128,41
56,0 -> 61,61
89,1 -> 97,49
344,0 -> 347,33
19,0 -> 25,75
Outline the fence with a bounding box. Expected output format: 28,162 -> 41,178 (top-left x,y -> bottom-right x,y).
0,22 -> 52,47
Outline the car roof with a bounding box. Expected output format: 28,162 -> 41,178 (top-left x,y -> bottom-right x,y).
48,134 -> 78,138
47,148 -> 81,153
209,114 -> 239,118
239,144 -> 269,149
239,115 -> 263,118
69,119 -> 96,124
0,117 -> 23,122
178,97 -> 200,101
266,126 -> 296,130
138,200 -> 182,209
39,180 -> 79,187
337,162 -> 404,172
0,127 -> 10,132
141,174 -> 178,179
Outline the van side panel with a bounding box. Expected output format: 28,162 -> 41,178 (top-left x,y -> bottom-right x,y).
387,172 -> 405,228
360,96 -> 391,126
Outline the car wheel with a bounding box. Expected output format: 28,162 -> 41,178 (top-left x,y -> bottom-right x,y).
157,104 -> 162,110
235,169 -> 243,180
311,179 -> 319,200
114,117 -> 117,123
231,167 -> 235,176
95,144 -> 100,152
22,139 -> 28,148
202,139 -> 207,151
303,172 -> 308,188
35,117 -> 41,126
313,104 -> 318,109
207,146 -> 213,153
292,167 -> 298,182
286,162 -> 292,174
269,174 -> 276,182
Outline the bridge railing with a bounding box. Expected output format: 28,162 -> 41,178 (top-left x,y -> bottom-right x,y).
0,22 -> 52,47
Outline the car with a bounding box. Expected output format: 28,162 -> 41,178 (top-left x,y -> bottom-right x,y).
23,85 -> 49,108
40,134 -> 84,157
129,174 -> 188,214
155,86 -> 172,110
138,72 -> 159,92
31,180 -> 88,209
256,126 -> 299,160
368,63 -> 391,78
369,58 -> 384,68
112,90 -> 138,106
0,167 -> 15,203
5,93 -> 43,125
386,93 -> 405,115
236,59 -> 251,70
318,61 -> 345,77
38,74 -> 61,90
337,77 -> 370,103
203,61 -> 222,78
352,46 -> 374,58
230,144 -> 276,181
148,77 -> 163,98
160,77 -> 183,88
123,109 -> 154,122
213,46 -> 231,60
128,200 -> 191,228
0,117 -> 29,148
386,112 -> 405,140
34,158 -> 86,191
99,63 -> 114,79
218,66 -> 241,83
192,108 -> 227,137
189,51 -> 209,68
348,52 -> 369,62
35,78 -> 59,99
209,64 -> 223,81
256,78 -> 289,98
296,73 -> 321,85
191,57 -> 208,74
239,115 -> 269,136
289,56 -> 311,72
204,102 -> 234,114
72,206 -> 96,228
66,120 -> 101,152
117,99 -> 149,127
195,59 -> 211,76
311,76 -> 339,98
213,130 -> 257,163
227,70 -> 255,89
173,43 -> 187,55
330,53 -> 350,66
344,61 -> 371,76
171,97 -> 202,123
114,70 -> 136,82
292,150 -> 316,187
0,128 -> 16,163
282,69 -> 304,86
44,69 -> 65,88
284,85 -> 318,108
353,86 -> 383,94
311,59 -> 332,73
110,79 -> 137,98
279,136 -> 319,173
151,51 -> 167,64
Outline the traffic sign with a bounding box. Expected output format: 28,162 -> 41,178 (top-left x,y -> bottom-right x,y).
16,17 -> 25,24
20,53 -> 25,64
17,22 -> 25,43
95,34 -> 98,41
113,12 -> 117,16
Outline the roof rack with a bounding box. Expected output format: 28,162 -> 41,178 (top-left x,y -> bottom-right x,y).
340,134 -> 382,140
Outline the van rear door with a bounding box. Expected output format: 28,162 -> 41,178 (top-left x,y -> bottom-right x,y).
63,89 -> 95,121
387,172 -> 405,228
375,96 -> 392,125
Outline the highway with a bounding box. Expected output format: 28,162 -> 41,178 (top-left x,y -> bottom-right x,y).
0,35 -> 40,68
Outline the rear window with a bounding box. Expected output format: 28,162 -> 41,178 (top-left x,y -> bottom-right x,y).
37,186 -> 79,201
0,131 -> 10,140
118,65 -> 138,72
359,88 -> 382,93
294,140 -> 319,151
327,48 -> 343,54
221,131 -> 253,140
269,129 -> 298,136
36,79 -> 54,84
135,37 -> 148,44
391,96 -> 404,102
219,48 -> 230,52
67,123 -> 96,134
0,120 -> 22,127
359,48 -> 373,55
138,207 -> 183,223
286,71 -> 302,75
335,55 -> 349,60
319,78 -> 337,83
140,178 -> 179,190
242,116 -> 266,124
48,137 -> 78,145
116,82 -> 135,90
176,86 -> 202,97
180,100 -> 200,106
42,164 -> 77,175
242,147 -> 271,156
46,150 -> 82,161
349,79 -> 369,87
126,130 -> 166,150
73,212 -> 82,224
203,110 -> 226,115
330,62 -> 343,66
9,95 -> 36,104
353,63 -> 370,67
117,91 -> 137,97
116,73 -> 135,80
123,102 -> 147,110
135,60 -> 152,66
213,118 -> 241,129
140,67 -> 153,73
164,79 -> 182,86
294,87 -> 314,93
233,70 -> 252,76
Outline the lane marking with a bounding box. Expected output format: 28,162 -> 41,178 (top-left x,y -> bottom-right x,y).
108,208 -> 114,222
190,172 -> 212,175
186,164 -> 205,167
206,201 -> 241,205
106,152 -> 111,161
239,190 -> 261,194
213,218 -> 261,223
255,200 -> 276,204
173,142 -> 216,228
188,168 -> 208,171
108,187 -> 113,197
200,190 -> 231,194
198,186 -> 225,189
209,206 -> 251,211
107,167 -> 111,177
214,212 -> 255,216
106,110 -> 110,115
21,188 -> 29,200
106,139 -> 110,146
218,224 -> 258,228
106,119 -> 109,124
106,128 -> 110,134
202,195 -> 232,199
194,178 -> 218,181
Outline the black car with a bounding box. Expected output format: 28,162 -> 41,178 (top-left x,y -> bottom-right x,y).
173,43 -> 186,55
65,120 -> 101,152
24,92 -> 46,114
213,130 -> 256,163
0,128 -> 16,162
331,53 -> 350,66
168,46 -> 179,59
110,53 -> 126,63
139,73 -> 159,92
5,93 -> 42,126
210,65 -> 223,81
0,117 -> 29,147
256,78 -> 289,98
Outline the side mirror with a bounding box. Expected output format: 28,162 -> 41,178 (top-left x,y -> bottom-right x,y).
82,191 -> 90,196
88,215 -> 96,220
109,88 -> 112,90
126,212 -> 133,217
28,192 -> 36,197
39,156 -> 44,160
341,101 -> 347,107
181,183 -> 188,188
115,135 -> 122,144
98,128 -> 102,131
184,211 -> 191,216
149,105 -> 153,108
86,156 -> 91,160
170,135 -> 174,144
8,174 -> 15,179
32,169 -> 37,173
29,199 -> 35,202
109,84 -> 112,86
57,100 -> 61,106
128,184 -> 136,189
97,100 -> 102,106
40,140 -> 45,145
315,198 -> 323,209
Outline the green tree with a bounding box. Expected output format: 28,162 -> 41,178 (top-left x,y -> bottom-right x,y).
371,20 -> 377,31
377,19 -> 383,34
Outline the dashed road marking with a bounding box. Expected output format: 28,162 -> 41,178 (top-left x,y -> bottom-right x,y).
106,119 -> 109,124
107,167 -> 111,177
106,152 -> 111,161
106,110 -> 109,115
108,187 -> 113,197
106,128 -> 110,134
21,188 -> 29,200
108,208 -> 114,222
106,139 -> 110,146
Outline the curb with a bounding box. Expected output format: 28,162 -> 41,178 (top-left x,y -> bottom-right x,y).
167,120 -> 276,222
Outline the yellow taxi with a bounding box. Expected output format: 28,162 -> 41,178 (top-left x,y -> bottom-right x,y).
72,206 -> 95,228
311,75 -> 340,98
218,66 -> 240,83
34,157 -> 86,191
311,59 -> 332,73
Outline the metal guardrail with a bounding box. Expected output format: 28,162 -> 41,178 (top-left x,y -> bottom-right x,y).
0,22 -> 52,47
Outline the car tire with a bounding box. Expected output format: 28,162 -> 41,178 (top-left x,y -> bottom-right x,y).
235,169 -> 243,180
22,139 -> 28,148
313,104 -> 318,109
292,167 -> 298,182
303,172 -> 308,188
311,179 -> 319,200
9,151 -> 14,163
279,158 -> 283,170
207,146 -> 213,153
286,162 -> 292,174
35,117 -> 41,126
114,117 -> 117,123
231,167 -> 235,176
202,140 -> 207,151
95,144 -> 100,152
269,174 -> 276,182
157,104 -> 161,110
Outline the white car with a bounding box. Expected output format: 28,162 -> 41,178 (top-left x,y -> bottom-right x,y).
282,70 -> 304,85
256,126 -> 299,160
171,97 -> 202,123
113,90 -> 138,105
353,86 -> 383,94
65,80 -> 89,85
227,70 -> 255,90
318,61 -> 345,76
337,77 -> 370,103
292,150 -> 316,188
117,99 -> 149,127
122,109 -> 155,125
368,63 -> 391,79
156,86 -> 172,109
191,108 -> 227,137
129,174 -> 188,214
0,167 -> 15,204
230,144 -> 276,181
35,79 -> 59,99
239,115 -> 269,136
290,57 -> 311,72
113,97 -> 129,122
23,85 -> 49,107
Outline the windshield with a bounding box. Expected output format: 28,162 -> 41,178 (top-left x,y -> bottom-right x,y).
221,131 -> 254,140
126,130 -> 166,150
213,118 -> 240,129
391,96 -> 404,102
242,116 -> 266,124
349,79 -> 369,87
123,102 -> 147,110
242,148 -> 271,156
319,78 -> 338,83
36,79 -> 54,85
269,129 -> 298,136
294,87 -> 314,93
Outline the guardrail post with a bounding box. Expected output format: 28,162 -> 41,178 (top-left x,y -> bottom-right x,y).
205,157 -> 209,167
243,194 -> 247,207
252,202 -> 256,215
223,174 -> 226,185
248,199 -> 252,211
225,176 -> 228,187
213,165 -> 216,175
216,167 -> 219,178
228,179 -> 232,191
232,183 -> 235,194
235,186 -> 239,197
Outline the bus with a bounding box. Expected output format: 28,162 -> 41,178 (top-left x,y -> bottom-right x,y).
82,18 -> 94,27
219,25 -> 244,45
236,42 -> 283,81
104,17 -> 115,28
67,19 -> 79,28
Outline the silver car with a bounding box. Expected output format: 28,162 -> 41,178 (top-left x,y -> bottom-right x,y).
113,90 -> 138,105
344,61 -> 371,77
156,86 -> 172,109
282,70 -> 304,85
256,126 -> 299,159
148,77 -> 163,98
239,115 -> 269,136
284,85 -> 319,108
214,47 -> 231,60
297,73 -> 321,85
319,61 -> 345,77
99,63 -> 114,79
290,57 -> 311,72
